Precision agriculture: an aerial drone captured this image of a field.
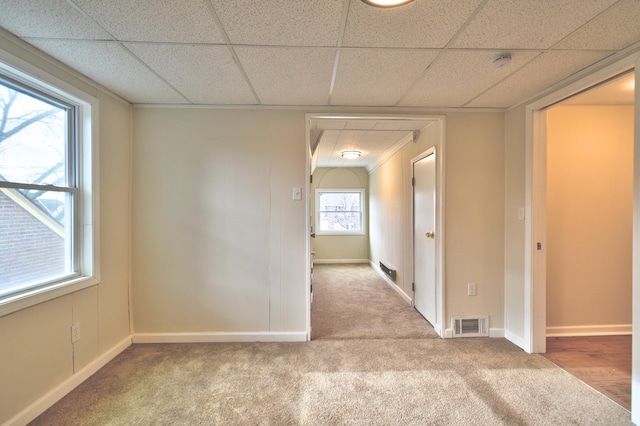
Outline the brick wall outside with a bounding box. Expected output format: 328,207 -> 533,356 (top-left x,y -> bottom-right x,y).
0,191 -> 65,290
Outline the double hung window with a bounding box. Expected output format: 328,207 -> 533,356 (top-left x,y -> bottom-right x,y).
316,189 -> 365,235
0,62 -> 96,312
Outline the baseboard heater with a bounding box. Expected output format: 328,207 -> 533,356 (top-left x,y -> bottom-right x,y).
379,261 -> 396,281
452,315 -> 489,338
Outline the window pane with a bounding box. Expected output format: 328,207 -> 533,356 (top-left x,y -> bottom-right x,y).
0,83 -> 69,186
0,189 -> 73,297
317,190 -> 363,233
319,192 -> 361,211
319,211 -> 362,231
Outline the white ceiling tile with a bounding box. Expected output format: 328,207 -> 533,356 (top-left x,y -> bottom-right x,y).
467,51 -> 613,108
399,50 -> 541,107
234,47 -> 335,105
73,0 -> 224,43
0,0 -> 111,39
331,49 -> 438,106
125,43 -> 256,104
211,0 -> 344,46
451,0 -> 618,49
344,0 -> 481,48
26,39 -> 186,104
554,0 -> 640,51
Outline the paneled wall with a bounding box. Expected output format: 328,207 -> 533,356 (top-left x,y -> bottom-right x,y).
132,108 -> 307,334
0,35 -> 132,424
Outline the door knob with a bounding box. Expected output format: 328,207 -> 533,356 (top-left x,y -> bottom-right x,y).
425,231 -> 435,239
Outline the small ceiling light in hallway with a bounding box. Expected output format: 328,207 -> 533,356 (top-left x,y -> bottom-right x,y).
341,151 -> 361,159
361,0 -> 415,7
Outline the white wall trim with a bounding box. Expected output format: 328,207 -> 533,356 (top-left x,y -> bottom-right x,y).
132,332 -> 308,344
546,324 -> 632,337
505,329 -> 527,348
489,328 -> 505,338
370,261 -> 412,305
6,336 -> 132,426
313,259 -> 369,264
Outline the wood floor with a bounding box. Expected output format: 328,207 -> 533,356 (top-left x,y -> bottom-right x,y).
542,335 -> 631,411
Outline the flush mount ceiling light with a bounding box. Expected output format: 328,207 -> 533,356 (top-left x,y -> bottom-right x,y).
341,150 -> 361,159
361,0 -> 415,7
492,53 -> 512,68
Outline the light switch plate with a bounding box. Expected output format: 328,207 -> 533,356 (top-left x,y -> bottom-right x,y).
292,187 -> 302,201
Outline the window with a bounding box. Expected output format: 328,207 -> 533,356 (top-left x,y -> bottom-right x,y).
0,59 -> 97,313
316,189 -> 365,235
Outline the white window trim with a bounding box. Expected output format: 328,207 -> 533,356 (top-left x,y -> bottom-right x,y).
315,188 -> 366,236
0,49 -> 100,317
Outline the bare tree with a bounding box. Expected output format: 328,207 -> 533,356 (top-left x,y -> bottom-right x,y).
0,86 -> 65,222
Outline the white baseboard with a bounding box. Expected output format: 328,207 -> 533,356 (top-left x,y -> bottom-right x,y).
313,259 -> 369,264
546,324 -> 632,337
369,261 -> 412,305
7,336 -> 132,426
505,329 -> 527,349
132,331 -> 308,344
489,328 -> 505,338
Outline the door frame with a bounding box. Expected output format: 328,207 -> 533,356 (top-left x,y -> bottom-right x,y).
524,55 -> 638,355
304,113 -> 446,339
412,147 -> 445,336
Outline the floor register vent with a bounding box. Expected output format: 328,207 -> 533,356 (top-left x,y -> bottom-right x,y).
452,315 -> 489,338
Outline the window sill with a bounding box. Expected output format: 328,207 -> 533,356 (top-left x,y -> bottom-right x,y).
0,275 -> 99,318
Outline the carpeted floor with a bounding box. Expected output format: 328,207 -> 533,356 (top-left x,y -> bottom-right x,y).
31,264 -> 632,425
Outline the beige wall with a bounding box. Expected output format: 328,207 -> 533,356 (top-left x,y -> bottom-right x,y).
546,105 -> 633,329
444,113 -> 505,329
132,108 -> 307,333
0,34 -> 132,424
311,167 -> 369,262
369,113 -> 505,330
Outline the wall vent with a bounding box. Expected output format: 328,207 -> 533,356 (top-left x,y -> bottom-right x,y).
451,315 -> 489,338
379,262 -> 396,281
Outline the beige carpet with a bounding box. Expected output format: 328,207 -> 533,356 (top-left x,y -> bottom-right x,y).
31,264 -> 631,425
311,263 -> 438,340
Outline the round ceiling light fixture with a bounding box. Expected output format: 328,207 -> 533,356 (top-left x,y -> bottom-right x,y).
341,150 -> 362,159
361,0 -> 415,7
492,53 -> 513,68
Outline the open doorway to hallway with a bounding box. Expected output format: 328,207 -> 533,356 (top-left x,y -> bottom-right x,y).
305,114 -> 445,339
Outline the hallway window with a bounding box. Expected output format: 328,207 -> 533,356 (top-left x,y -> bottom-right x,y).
316,189 -> 365,235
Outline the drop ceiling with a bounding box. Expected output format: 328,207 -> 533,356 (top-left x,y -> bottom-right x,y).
0,0 -> 637,169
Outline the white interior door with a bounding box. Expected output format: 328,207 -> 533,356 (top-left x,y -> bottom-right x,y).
413,150 -> 437,325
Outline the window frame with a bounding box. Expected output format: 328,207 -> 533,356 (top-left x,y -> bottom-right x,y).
0,50 -> 99,317
315,188 -> 366,236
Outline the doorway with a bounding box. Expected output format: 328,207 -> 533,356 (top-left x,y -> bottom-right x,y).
524,61 -> 637,355
305,114 -> 446,339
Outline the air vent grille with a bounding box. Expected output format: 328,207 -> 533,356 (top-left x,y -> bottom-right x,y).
452,315 -> 489,338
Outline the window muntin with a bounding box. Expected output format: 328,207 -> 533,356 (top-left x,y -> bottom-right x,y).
316,189 -> 365,235
0,74 -> 80,300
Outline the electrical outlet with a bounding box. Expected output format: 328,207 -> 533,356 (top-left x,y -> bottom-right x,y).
467,283 -> 476,296
71,322 -> 80,343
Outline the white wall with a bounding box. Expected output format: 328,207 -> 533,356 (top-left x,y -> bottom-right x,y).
504,105 -> 527,342
0,32 -> 132,424
311,167 -> 369,262
131,108 -> 307,335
